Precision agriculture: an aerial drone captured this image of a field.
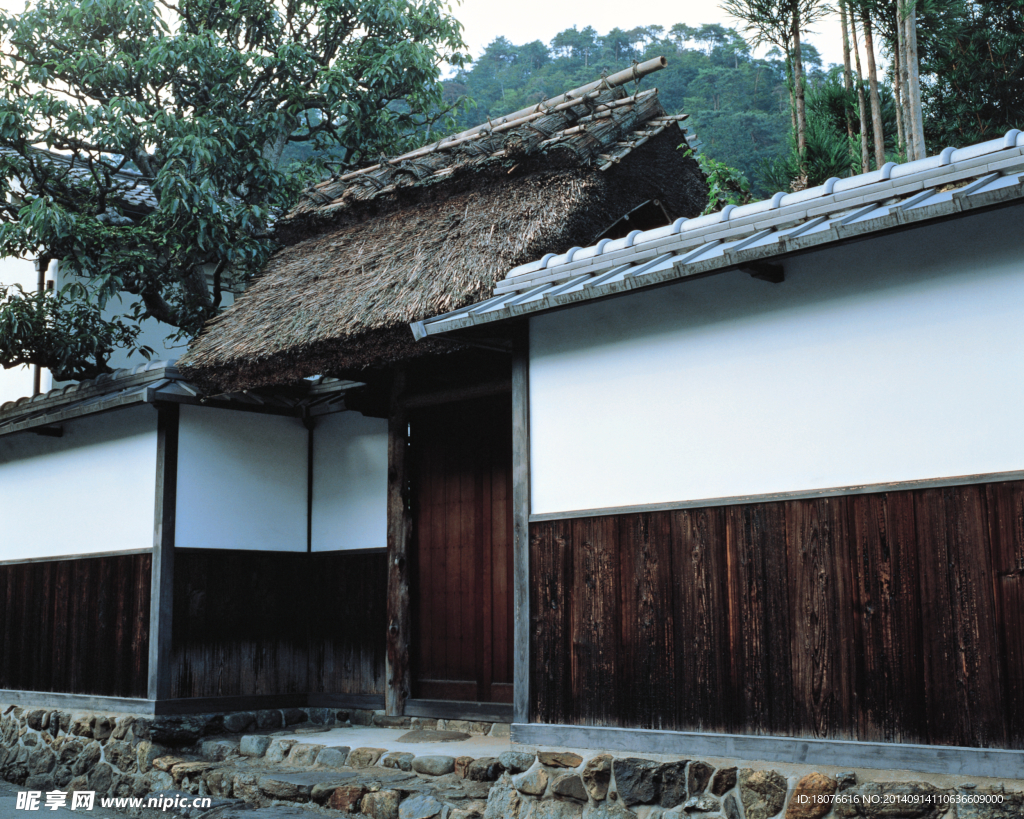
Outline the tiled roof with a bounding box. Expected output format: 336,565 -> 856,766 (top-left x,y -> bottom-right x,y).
0,145 -> 158,211
412,130 -> 1024,340
0,359 -> 361,437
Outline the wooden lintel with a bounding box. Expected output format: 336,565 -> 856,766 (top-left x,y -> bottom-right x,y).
400,378 -> 512,410
385,369 -> 413,716
32,425 -> 63,437
743,262 -> 785,283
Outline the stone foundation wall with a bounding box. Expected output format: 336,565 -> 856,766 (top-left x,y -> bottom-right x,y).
2,703 -> 1022,819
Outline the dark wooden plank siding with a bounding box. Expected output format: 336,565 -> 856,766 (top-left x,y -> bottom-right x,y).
0,553 -> 151,698
531,479 -> 1024,749
171,549 -> 386,699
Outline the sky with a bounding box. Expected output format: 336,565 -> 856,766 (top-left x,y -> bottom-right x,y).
451,0 -> 848,70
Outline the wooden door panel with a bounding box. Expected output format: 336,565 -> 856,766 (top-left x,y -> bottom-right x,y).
410,395 -> 513,703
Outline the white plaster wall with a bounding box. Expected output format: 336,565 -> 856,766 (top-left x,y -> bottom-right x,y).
529,205 -> 1024,514
311,411 -> 388,552
0,406 -> 157,559
175,405 -> 307,551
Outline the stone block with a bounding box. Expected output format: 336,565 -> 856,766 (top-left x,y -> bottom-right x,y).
92,716 -> 114,742
136,741 -> 166,773
738,769 -> 788,819
688,761 -> 714,796
87,762 -> 114,796
489,723 -> 511,738
26,709 -> 48,731
111,716 -> 134,741
582,754 -> 611,801
265,739 -> 298,763
533,802 -> 583,819
468,757 -> 503,782
399,793 -> 444,819
170,761 -> 217,785
232,772 -> 261,803
411,718 -> 438,731
328,784 -> 366,812
467,721 -> 491,735
552,773 -> 588,801
657,760 -> 688,808
786,773 -> 836,819
683,794 -> 721,813
287,743 -> 325,767
351,709 -> 375,726
348,747 -> 387,768
104,740 -> 137,773
513,766 -> 548,796
258,774 -> 314,802
70,716 -> 94,738
499,750 -> 535,775
484,775 -> 523,819
240,735 -> 273,757
314,747 -> 350,769
201,739 -> 239,761
362,789 -> 400,819
257,710 -> 284,730
384,752 -> 415,771
204,768 -> 235,798
306,707 -> 335,725
27,745 -> 56,775
412,755 -> 455,776
612,757 -> 660,806
282,708 -> 307,725
711,767 -> 737,797
151,715 -> 209,745
223,712 -> 256,734
454,755 -> 474,778
71,742 -> 101,776
539,751 -> 583,769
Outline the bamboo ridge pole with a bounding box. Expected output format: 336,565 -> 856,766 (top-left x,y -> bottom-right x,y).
323,56 -> 669,185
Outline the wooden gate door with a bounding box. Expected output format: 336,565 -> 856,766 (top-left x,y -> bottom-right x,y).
409,394 -> 514,704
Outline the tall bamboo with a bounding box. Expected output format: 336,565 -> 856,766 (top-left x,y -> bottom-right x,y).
791,1 -> 808,160
904,0 -> 926,159
861,8 -> 886,166
891,23 -> 905,157
850,15 -> 871,172
839,0 -> 855,142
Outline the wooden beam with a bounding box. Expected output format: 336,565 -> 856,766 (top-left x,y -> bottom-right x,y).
148,403 -> 179,702
400,378 -> 512,410
511,333 -> 531,725
386,370 -> 413,716
405,698 -> 513,723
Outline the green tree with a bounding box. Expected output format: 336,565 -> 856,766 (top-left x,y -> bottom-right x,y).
0,0 -> 466,380
919,0 -> 1024,148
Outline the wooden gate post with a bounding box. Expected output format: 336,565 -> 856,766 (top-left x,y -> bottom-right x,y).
512,329 -> 531,725
386,370 -> 413,716
149,403 -> 178,703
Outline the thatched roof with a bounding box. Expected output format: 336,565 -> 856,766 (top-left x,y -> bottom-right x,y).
179,60 -> 708,392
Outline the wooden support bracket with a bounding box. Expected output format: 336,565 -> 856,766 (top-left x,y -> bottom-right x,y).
743,262 -> 785,283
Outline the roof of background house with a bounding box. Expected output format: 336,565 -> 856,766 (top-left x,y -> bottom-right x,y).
177,57 -> 708,392
413,129 -> 1024,340
0,145 -> 158,212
